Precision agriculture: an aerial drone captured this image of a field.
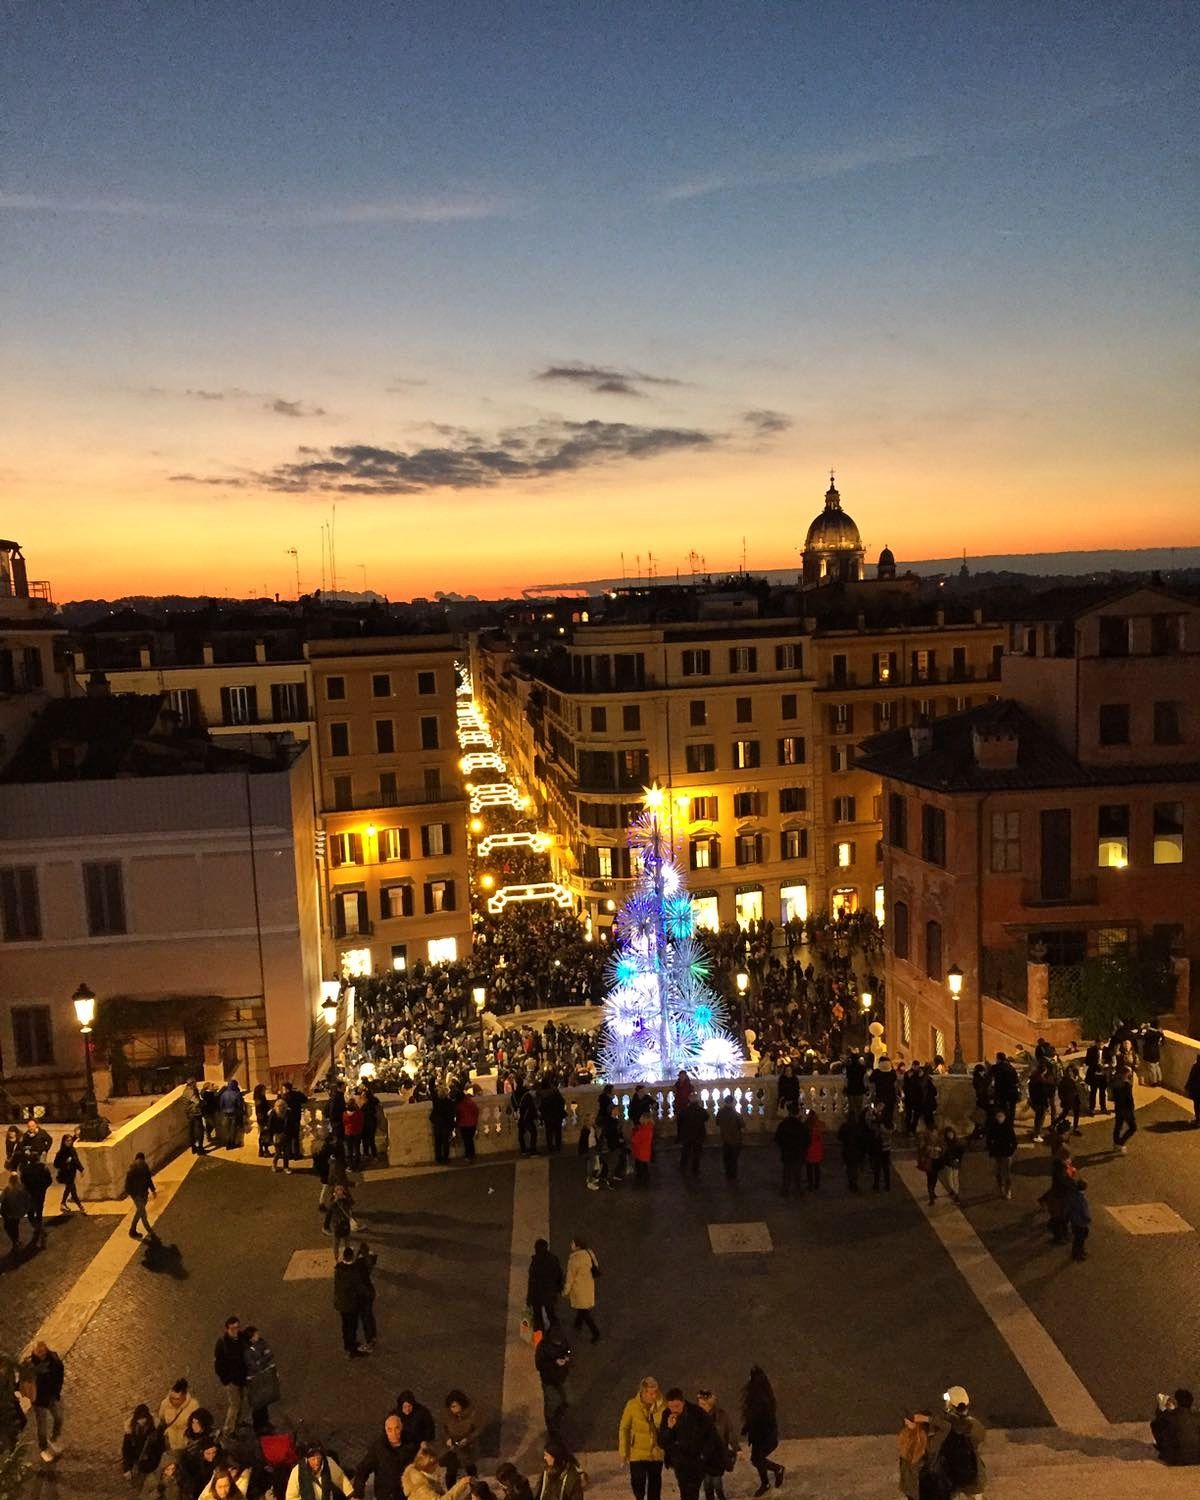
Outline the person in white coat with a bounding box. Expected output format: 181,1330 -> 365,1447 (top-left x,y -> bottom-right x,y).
563,1235 -> 600,1344
285,1442 -> 353,1499
401,1442 -> 473,1500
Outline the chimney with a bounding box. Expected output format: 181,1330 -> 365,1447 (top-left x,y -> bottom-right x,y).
935,608 -> 945,627
254,638 -> 267,664
72,648 -> 87,676
909,714 -> 933,758
86,671 -> 111,698
138,645 -> 151,668
972,607 -> 983,625
202,641 -> 215,666
972,724 -> 1019,770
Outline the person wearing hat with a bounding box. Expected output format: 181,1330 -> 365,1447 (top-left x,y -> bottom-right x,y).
926,1388 -> 985,1499
285,1440 -> 353,1498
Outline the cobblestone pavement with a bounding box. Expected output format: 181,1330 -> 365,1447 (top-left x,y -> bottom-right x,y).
0,1209 -> 111,1355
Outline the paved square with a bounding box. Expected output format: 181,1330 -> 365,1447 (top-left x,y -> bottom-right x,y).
282,1247 -> 335,1279
1105,1202 -> 1192,1235
707,1220 -> 773,1253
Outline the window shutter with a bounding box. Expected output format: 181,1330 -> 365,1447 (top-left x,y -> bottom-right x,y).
420,825 -> 430,857
402,885 -> 414,918
443,880 -> 456,912
399,828 -> 411,860
423,882 -> 434,915
441,823 -> 452,855
220,686 -> 233,724
330,837 -> 343,868
0,869 -> 18,939
246,685 -> 259,724
349,833 -> 362,865
379,887 -> 390,920
710,838 -> 720,871
844,706 -> 854,734
334,898 -> 346,938
689,844 -> 698,870
357,892 -> 370,933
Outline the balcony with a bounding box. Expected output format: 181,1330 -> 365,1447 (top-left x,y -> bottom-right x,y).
1021,876 -> 1099,908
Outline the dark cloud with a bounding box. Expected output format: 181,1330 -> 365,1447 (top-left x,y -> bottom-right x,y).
181,387 -> 325,418
536,363 -> 684,397
172,418 -> 715,497
186,389 -> 228,402
741,408 -> 793,435
268,397 -> 325,418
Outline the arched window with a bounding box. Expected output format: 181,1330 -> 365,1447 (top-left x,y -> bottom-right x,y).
892,900 -> 910,959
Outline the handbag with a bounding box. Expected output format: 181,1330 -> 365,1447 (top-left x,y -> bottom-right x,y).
589,1252 -> 601,1279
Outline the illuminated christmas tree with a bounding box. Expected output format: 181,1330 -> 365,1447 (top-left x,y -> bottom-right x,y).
599,785 -> 743,1082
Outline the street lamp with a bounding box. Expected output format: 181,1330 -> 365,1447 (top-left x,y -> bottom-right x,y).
736,971 -> 749,997
946,964 -> 967,1074
472,986 -> 488,1058
72,982 -> 110,1141
320,980 -> 340,1086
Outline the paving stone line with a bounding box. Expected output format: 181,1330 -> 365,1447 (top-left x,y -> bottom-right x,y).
500,1156 -> 550,1462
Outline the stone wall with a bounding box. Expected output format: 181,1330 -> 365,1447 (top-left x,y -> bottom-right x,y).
74,1084 -> 190,1200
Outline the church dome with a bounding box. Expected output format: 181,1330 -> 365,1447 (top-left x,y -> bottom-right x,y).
878,545 -> 895,567
804,478 -> 862,553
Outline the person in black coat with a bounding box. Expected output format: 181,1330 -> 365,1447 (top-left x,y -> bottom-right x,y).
658,1389 -> 719,1500
53,1133 -> 85,1212
283,1082 -> 307,1159
986,1109 -> 1017,1199
392,1390 -> 436,1468
352,1413 -> 409,1498
539,1081 -> 567,1153
527,1238 -> 563,1333
773,1103 -> 809,1197
19,1157 -> 51,1248
429,1090 -> 456,1164
213,1316 -> 247,1437
677,1100 -> 708,1177
740,1367 -> 784,1497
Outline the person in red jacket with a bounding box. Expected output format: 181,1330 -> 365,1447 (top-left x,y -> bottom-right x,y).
804,1112 -> 824,1191
631,1118 -> 654,1187
342,1096 -> 365,1169
455,1090 -> 480,1162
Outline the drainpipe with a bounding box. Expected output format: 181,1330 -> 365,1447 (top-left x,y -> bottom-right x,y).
976,791 -> 986,1063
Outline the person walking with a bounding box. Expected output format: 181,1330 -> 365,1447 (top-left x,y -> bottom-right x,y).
618,1378 -> 665,1500
534,1330 -> 572,1434
124,1152 -> 157,1240
804,1112 -> 824,1191
268,1097 -> 292,1173
678,1098 -> 708,1178
327,1183 -> 356,1262
27,1340 -> 64,1464
774,1103 -> 809,1197
985,1109 -> 1016,1200
1111,1067 -> 1137,1153
334,1247 -> 368,1358
937,1127 -> 964,1205
563,1236 -> 600,1344
353,1242 -> 379,1353
658,1388 -> 718,1500
716,1097 -> 743,1181
53,1133 -> 85,1213
695,1390 -> 738,1500
213,1315 -> 247,1437
19,1153 -> 51,1248
527,1237 -> 564,1335
740,1367 -> 784,1497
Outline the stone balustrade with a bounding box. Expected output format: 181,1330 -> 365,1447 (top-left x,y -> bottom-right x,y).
74,1082 -> 190,1199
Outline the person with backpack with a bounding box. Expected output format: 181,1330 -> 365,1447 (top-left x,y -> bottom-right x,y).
534,1331 -> 572,1434
925,1387 -> 985,1499
563,1236 -> 600,1344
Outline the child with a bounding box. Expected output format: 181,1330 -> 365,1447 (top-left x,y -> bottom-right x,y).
1067,1176 -> 1091,1261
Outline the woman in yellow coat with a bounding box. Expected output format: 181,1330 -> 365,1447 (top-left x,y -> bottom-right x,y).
618,1377 -> 666,1500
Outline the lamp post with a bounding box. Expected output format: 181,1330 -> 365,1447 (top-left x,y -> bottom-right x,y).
735,970 -> 749,1023
320,980 -> 340,1087
473,986 -> 487,1060
72,982 -> 110,1141
861,989 -> 873,1047
946,964 -> 968,1074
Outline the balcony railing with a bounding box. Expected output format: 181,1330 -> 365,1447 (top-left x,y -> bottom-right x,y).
1021,876 -> 1099,908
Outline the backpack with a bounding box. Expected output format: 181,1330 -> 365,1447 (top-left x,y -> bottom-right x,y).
936,1427 -> 978,1489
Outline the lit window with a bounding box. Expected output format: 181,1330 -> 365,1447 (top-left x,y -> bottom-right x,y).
780,882 -> 808,922
734,889 -> 763,927
1097,805 -> 1129,868
341,947 -> 372,978
836,841 -> 854,868
427,936 -> 458,964
874,884 -> 885,924
1153,802 -> 1184,864
597,847 -> 614,879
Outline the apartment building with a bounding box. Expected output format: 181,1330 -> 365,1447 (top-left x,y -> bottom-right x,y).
0,693 -> 321,1107
859,585 -> 1200,1059
0,538 -> 66,771
307,634 -> 470,975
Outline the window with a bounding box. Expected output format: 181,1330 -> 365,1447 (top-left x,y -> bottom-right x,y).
221,684 -> 258,725
736,696 -> 753,723
932,1027 -> 946,1062
169,687 -> 202,726
380,827 -> 411,861
325,676 -> 346,700
689,837 -> 719,870
372,673 -> 391,697
775,643 -> 801,671
419,716 -> 440,750
889,793 -> 908,850
893,901 -> 910,959
83,861 -> 126,936
421,822 -> 452,858
989,810 -> 1021,872
337,891 -> 370,937
596,847 -> 614,879
729,646 -> 757,673
1154,802 -> 1184,865
270,681 -> 307,721
835,841 -> 855,868
952,646 -> 967,680
591,706 -> 607,733
900,1002 -> 911,1047
921,805 -> 946,865
417,671 -> 436,695
0,866 -> 41,941
1098,615 -> 1129,657
378,772 -> 397,806
1154,701 -> 1182,745
691,796 -> 718,821
925,919 -> 943,981
1098,704 -> 1129,745
778,736 -> 804,766
873,700 -> 894,731
424,879 -> 456,914
779,786 -> 807,813
332,775 -> 353,811
329,722 -> 350,757
829,704 -> 853,734
689,700 -> 707,727
830,745 -> 853,772
423,767 -> 442,799
391,944 -> 408,972
682,743 -> 714,774
732,739 -> 760,770
381,884 -> 414,919
427,936 -> 458,964
735,833 -> 764,866
911,649 -> 934,683
12,1006 -> 54,1068
780,882 -> 808,922
781,828 -> 808,860
330,832 -> 362,867
780,693 -> 797,720
375,720 -> 395,754
619,749 -> 650,787
623,705 -> 641,733
733,791 -> 763,818
873,652 -> 896,684
1150,614 -> 1181,656
681,649 -> 710,676
833,796 -> 857,823
831,654 -> 849,687
1097,805 -> 1130,868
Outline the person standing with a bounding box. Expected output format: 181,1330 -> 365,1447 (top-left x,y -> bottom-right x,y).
678,1099 -> 708,1178
673,1071 -> 694,1140
53,1133 -> 85,1213
1084,1042 -> 1109,1115
439,1390 -> 479,1484
455,1090 -> 479,1163
19,1153 -> 51,1248
217,1080 -> 245,1151
866,1107 -> 892,1192
157,1379 -> 199,1458
352,1413 -> 409,1500
285,1440 -> 354,1499
740,1367 -> 784,1497
14,1118 -> 51,1168
1139,1024 -> 1164,1087
896,1410 -> 932,1500
243,1325 -> 279,1434
657,1389 -> 718,1500
213,1315 -> 247,1437
804,1112 -> 824,1192
27,1340 -> 64,1464
429,1089 -> 456,1164
630,1113 -> 654,1188
334,1247 -> 367,1358
283,1082 -> 307,1160
618,1378 -> 665,1500
1112,1067 -> 1137,1153
121,1403 -> 163,1491
716,1097 -> 743,1182
563,1236 -> 600,1344
540,1078 -> 567,1154
695,1390 -> 737,1500
926,1386 -> 986,1500
534,1330 -> 572,1434
1067,1177 -> 1092,1262
124,1152 -> 157,1240
184,1080 -> 207,1155
267,1097 -> 292,1173
985,1109 -> 1016,1200
353,1242 -> 379,1353
343,1093 -> 365,1169
533,1437 -> 585,1500
938,1127 -> 964,1205
837,1112 -> 868,1193
527,1238 -> 564,1335
773,1103 -> 808,1197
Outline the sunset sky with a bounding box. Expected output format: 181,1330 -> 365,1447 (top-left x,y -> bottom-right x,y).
3,2 -> 1197,602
